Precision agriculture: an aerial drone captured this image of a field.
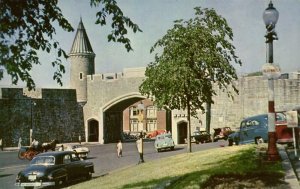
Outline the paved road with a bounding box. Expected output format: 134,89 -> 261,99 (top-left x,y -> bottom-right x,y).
0,140 -> 227,189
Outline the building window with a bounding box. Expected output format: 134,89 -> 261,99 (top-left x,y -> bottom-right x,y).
79,72 -> 83,80
147,120 -> 157,132
130,120 -> 139,132
146,106 -> 157,118
130,106 -> 138,117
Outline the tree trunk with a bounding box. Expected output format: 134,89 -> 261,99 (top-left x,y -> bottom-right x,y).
206,102 -> 211,134
187,97 -> 192,153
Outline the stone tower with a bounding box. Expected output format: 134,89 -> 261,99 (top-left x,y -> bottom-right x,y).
69,18 -> 95,103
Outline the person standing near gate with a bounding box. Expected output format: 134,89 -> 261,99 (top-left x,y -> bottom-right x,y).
79,135 -> 82,144
136,134 -> 144,164
18,137 -> 22,149
0,138 -> 3,151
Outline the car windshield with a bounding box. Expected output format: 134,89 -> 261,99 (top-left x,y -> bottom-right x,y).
276,112 -> 286,122
30,156 -> 55,166
72,145 -> 83,149
157,134 -> 172,140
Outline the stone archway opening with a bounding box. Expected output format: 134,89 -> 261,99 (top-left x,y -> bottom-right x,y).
103,97 -> 144,143
177,121 -> 187,144
88,119 -> 99,142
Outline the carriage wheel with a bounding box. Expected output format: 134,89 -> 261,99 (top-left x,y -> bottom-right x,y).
25,151 -> 37,160
18,150 -> 26,160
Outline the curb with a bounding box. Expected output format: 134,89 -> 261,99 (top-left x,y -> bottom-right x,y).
278,145 -> 300,189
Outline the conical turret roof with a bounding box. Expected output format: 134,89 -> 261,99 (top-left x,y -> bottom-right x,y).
69,18 -> 95,56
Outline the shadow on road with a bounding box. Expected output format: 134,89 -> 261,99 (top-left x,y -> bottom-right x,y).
0,173 -> 14,178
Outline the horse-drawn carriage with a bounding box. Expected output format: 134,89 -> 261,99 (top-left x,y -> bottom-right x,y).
18,139 -> 59,160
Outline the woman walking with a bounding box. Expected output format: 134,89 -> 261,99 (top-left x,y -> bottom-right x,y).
116,140 -> 123,158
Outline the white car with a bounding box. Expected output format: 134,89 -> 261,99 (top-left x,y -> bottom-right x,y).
62,144 -> 90,159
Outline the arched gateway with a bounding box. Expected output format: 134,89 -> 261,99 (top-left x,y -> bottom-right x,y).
68,19 -> 168,144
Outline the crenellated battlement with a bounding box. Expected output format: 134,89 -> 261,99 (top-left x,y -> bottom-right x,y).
87,67 -> 146,82
0,88 -> 76,101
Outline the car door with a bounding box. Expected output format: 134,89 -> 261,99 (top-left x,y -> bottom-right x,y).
63,154 -> 82,179
240,118 -> 259,144
239,120 -> 250,144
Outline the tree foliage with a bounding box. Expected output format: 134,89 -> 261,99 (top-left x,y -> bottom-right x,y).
0,0 -> 142,90
139,6 -> 242,118
140,7 -> 241,152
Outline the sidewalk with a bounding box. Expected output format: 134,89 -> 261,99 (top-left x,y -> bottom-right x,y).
279,145 -> 300,189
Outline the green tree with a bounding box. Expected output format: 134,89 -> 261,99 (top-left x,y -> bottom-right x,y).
0,0 -> 142,90
139,7 -> 241,152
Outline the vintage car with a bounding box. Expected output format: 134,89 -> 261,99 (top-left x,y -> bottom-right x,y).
191,131 -> 212,144
228,112 -> 297,146
146,129 -> 166,139
228,130 -> 240,146
15,151 -> 94,189
63,144 -> 90,159
154,133 -> 175,152
213,127 -> 233,142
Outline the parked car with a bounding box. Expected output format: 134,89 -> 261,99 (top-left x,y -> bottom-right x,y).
191,131 -> 212,144
154,133 -> 175,152
228,112 -> 297,146
213,127 -> 233,142
63,144 -> 90,159
228,130 -> 240,146
15,151 -> 94,189
147,130 -> 166,139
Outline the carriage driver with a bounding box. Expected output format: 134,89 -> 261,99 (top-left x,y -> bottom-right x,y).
31,139 -> 42,151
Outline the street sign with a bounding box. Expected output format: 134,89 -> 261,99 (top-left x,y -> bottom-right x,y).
287,111 -> 298,128
262,63 -> 281,79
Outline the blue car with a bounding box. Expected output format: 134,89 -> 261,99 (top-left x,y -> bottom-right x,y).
154,133 -> 175,152
228,114 -> 268,146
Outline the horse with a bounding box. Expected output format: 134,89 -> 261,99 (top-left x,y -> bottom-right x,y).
18,139 -> 59,160
42,139 -> 59,152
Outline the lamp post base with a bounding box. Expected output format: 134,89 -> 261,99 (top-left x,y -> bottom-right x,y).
266,132 -> 280,161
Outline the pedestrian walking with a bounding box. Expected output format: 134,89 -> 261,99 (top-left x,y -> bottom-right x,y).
0,138 -> 3,151
18,137 -> 22,149
79,135 -> 82,144
58,144 -> 64,151
116,140 -> 123,158
136,135 -> 144,164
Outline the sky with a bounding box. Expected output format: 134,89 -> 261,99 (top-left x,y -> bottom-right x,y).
1,0 -> 300,88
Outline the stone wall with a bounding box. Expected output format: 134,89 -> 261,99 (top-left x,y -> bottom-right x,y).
0,88 -> 84,147
208,75 -> 300,132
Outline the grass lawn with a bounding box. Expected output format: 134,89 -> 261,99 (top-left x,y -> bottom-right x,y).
69,144 -> 288,189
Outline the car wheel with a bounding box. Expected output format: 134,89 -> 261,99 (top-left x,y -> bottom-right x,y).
156,148 -> 160,152
86,171 -> 92,180
228,139 -> 233,146
195,140 -> 199,144
24,187 -> 34,189
170,146 -> 174,151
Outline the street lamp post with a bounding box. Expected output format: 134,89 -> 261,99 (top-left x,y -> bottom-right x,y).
262,1 -> 280,161
30,100 -> 36,145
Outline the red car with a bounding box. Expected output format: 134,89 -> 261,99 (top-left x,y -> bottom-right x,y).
213,127 -> 233,142
146,130 -> 166,139
275,111 -> 298,144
